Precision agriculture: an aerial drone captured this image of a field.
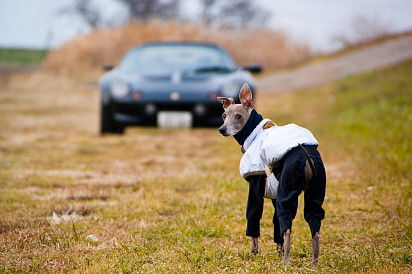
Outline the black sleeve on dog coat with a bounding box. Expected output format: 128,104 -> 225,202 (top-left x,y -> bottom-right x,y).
245,174 -> 283,243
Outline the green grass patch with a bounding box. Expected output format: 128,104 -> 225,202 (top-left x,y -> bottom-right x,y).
0,48 -> 48,65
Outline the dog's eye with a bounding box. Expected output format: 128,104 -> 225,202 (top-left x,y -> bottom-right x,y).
222,113 -> 226,119
235,114 -> 242,119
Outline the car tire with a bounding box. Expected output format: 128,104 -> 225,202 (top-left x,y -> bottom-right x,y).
100,104 -> 125,134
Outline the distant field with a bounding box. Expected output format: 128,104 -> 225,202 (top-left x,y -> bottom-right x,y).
0,59 -> 411,272
0,48 -> 48,66
42,21 -> 311,77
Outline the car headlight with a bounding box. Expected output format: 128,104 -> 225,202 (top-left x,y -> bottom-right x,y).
110,82 -> 129,97
221,82 -> 240,97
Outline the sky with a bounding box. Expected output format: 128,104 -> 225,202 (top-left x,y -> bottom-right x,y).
0,0 -> 411,52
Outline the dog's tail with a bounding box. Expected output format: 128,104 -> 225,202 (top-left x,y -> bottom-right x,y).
298,144 -> 317,176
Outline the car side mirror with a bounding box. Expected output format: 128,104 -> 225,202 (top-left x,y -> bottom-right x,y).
242,64 -> 262,74
103,64 -> 114,71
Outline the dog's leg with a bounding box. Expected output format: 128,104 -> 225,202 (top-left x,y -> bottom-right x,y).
311,232 -> 319,266
283,229 -> 291,265
276,243 -> 284,256
251,237 -> 259,255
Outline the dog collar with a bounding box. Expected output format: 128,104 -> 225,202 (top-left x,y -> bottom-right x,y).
234,109 -> 263,146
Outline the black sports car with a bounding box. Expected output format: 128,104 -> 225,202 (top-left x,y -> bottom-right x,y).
99,42 -> 261,134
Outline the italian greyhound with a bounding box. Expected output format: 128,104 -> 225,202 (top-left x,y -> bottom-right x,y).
217,83 -> 326,265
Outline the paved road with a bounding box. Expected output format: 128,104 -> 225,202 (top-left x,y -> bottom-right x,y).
257,34 -> 412,92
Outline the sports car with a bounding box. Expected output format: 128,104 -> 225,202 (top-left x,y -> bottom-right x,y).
99,42 -> 261,134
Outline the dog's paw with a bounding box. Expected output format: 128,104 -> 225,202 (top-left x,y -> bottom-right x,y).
251,247 -> 259,255
276,243 -> 284,256
251,237 -> 259,255
282,257 -> 291,265
310,259 -> 318,266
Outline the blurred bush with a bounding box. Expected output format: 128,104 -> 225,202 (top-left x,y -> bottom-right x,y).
42,21 -> 312,76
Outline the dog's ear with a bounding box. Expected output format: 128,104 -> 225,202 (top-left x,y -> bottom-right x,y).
217,97 -> 234,109
239,83 -> 254,108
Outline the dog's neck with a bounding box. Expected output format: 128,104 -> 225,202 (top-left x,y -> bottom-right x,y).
234,109 -> 263,146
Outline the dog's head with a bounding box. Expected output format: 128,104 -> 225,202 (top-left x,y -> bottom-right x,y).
217,83 -> 254,136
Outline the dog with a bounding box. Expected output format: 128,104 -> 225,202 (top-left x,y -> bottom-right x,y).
217,83 -> 326,265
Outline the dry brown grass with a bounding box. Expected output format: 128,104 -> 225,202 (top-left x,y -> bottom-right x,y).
42,21 -> 311,77
1,59 -> 411,272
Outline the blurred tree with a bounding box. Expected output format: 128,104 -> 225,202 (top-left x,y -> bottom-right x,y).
199,0 -> 271,29
220,0 -> 271,29
117,0 -> 180,21
59,0 -> 271,31
59,0 -> 103,29
199,0 -> 218,25
333,14 -> 393,48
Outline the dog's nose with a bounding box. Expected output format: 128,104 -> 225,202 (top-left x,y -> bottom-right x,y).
218,126 -> 226,135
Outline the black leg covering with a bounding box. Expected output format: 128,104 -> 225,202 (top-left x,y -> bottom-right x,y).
304,149 -> 326,237
275,145 -> 326,237
271,199 -> 283,244
245,174 -> 266,238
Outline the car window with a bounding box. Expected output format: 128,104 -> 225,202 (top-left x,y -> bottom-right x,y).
119,44 -> 236,75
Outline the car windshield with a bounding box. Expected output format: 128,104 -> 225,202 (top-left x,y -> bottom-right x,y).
118,44 -> 236,75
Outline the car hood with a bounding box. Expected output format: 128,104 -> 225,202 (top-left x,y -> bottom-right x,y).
100,69 -> 253,101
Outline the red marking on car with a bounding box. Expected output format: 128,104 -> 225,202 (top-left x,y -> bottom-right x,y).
170,92 -> 180,101
133,91 -> 142,100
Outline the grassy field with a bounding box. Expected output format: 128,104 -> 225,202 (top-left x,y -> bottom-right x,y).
0,48 -> 48,66
0,60 -> 411,272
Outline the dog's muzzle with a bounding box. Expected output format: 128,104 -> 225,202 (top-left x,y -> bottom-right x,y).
218,126 -> 228,136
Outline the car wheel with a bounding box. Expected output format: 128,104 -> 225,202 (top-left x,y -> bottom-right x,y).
100,104 -> 125,134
